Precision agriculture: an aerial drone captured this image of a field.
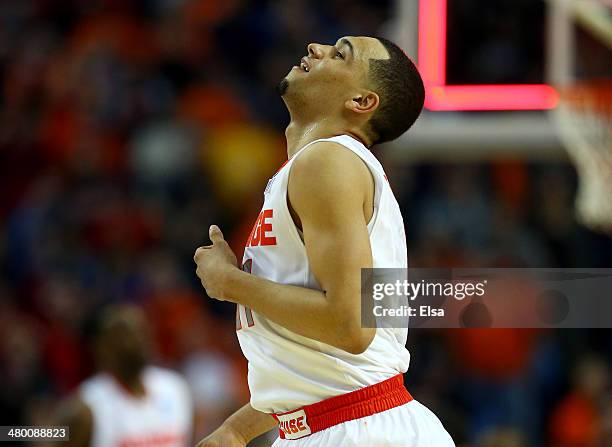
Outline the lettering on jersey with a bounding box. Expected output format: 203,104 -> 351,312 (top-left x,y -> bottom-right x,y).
246,209 -> 277,247
276,409 -> 311,440
235,305 -> 242,331
236,259 -> 255,330
236,304 -> 255,330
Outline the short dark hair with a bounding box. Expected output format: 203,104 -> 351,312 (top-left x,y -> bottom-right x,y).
366,37 -> 425,145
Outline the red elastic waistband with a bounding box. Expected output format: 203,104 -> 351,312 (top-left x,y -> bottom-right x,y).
272,374 -> 412,440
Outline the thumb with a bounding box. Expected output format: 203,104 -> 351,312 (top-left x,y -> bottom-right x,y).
209,225 -> 225,244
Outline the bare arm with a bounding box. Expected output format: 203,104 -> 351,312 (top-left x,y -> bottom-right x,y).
196,403 -> 277,447
195,142 -> 376,353
52,396 -> 92,447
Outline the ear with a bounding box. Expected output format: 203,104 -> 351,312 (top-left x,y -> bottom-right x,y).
345,90 -> 380,115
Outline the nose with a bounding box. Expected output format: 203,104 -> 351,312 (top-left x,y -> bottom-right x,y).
307,43 -> 324,59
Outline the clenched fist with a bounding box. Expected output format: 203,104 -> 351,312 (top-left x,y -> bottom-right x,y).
194,225 -> 238,301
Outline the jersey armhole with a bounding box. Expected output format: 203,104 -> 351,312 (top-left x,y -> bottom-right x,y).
283,138 -> 383,240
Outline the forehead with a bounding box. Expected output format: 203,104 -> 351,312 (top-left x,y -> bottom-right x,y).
337,36 -> 390,62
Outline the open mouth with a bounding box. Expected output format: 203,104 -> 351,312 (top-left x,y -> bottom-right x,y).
300,57 -> 310,72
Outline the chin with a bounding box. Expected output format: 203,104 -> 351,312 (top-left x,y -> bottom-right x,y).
276,77 -> 290,96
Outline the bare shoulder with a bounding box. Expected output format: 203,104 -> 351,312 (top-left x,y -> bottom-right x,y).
289,141 -> 372,201
55,395 -> 92,447
56,395 -> 91,424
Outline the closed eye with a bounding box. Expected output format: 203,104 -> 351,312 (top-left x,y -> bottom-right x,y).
334,49 -> 345,59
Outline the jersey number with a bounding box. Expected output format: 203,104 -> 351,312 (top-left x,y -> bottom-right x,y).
236,259 -> 255,330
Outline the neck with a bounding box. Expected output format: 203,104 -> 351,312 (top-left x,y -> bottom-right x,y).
285,119 -> 371,158
110,370 -> 146,397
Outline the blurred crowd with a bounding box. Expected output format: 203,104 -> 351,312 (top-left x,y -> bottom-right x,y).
0,1 -> 611,446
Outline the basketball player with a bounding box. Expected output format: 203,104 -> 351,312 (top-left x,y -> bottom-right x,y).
55,305 -> 193,447
193,36 -> 455,446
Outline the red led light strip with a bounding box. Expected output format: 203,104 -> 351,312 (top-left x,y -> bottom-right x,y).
418,0 -> 559,111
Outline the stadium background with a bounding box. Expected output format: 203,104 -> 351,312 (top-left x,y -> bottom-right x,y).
0,0 -> 611,446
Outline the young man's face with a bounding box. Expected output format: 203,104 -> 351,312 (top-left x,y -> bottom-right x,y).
279,36 -> 389,114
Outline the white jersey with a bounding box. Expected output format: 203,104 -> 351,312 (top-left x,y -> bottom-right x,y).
236,135 -> 410,414
79,366 -> 192,447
